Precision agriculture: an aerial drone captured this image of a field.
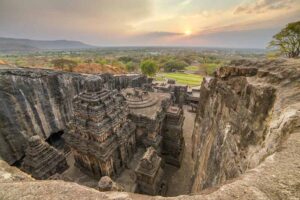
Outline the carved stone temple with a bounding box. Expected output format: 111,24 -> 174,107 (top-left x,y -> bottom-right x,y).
22,135 -> 68,179
64,76 -> 136,178
135,147 -> 165,195
121,88 -> 185,166
62,77 -> 185,194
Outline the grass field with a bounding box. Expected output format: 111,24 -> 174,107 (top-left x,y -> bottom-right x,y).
157,72 -> 203,86
185,65 -> 199,71
185,63 -> 221,75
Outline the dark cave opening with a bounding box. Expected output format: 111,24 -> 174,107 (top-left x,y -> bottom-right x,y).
11,155 -> 25,168
46,130 -> 69,153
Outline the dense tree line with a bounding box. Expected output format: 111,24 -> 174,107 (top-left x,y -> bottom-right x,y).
269,21 -> 300,58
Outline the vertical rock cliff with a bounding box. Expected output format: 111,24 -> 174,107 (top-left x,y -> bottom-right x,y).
0,69 -> 85,164
191,59 -> 300,192
0,68 -> 146,165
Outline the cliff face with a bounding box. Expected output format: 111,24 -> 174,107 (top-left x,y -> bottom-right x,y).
191,59 -> 300,192
0,68 -> 146,164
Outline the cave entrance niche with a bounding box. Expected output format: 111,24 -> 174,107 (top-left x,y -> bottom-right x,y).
46,130 -> 69,153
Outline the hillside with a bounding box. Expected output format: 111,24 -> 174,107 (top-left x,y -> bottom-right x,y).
0,37 -> 94,53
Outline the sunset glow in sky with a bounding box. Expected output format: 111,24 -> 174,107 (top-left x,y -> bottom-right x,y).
0,0 -> 299,48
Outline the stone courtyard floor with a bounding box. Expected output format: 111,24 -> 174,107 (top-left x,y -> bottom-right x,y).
61,153 -> 99,188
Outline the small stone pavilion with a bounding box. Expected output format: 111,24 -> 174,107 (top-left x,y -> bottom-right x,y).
121,88 -> 171,153
22,135 -> 68,179
64,76 -> 136,178
135,147 -> 165,195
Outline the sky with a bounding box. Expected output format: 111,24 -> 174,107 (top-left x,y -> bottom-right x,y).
0,0 -> 299,48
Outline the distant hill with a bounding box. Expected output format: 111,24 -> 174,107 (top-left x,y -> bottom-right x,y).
0,37 -> 94,53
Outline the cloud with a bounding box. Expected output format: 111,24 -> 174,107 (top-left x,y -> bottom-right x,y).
0,0 -> 153,42
191,27 -> 281,48
234,0 -> 295,14
0,0 -> 299,47
141,31 -> 183,37
179,0 -> 193,7
122,31 -> 184,46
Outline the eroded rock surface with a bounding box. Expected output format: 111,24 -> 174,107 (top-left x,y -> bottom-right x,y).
0,127 -> 299,199
98,176 -> 125,192
191,59 -> 300,193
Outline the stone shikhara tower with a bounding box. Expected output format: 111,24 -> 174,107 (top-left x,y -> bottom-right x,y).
64,76 -> 136,178
22,135 -> 68,179
135,147 -> 165,195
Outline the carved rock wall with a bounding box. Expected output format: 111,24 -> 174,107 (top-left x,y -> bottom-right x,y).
191,59 -> 300,192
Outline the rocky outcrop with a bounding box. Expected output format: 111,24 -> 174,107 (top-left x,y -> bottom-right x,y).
98,176 -> 124,192
191,59 -> 300,192
0,158 -> 33,183
0,68 -> 146,165
1,127 -> 300,199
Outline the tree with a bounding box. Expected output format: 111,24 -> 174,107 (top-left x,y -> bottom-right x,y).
51,58 -> 77,72
163,60 -> 188,72
140,60 -> 157,76
125,61 -> 137,72
118,56 -> 137,63
96,58 -> 107,66
269,21 -> 300,58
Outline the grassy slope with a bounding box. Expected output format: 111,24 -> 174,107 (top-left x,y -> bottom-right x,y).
185,65 -> 199,71
158,73 -> 203,86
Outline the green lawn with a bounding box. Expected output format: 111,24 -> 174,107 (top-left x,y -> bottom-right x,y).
185,63 -> 221,75
157,73 -> 203,86
185,65 -> 199,71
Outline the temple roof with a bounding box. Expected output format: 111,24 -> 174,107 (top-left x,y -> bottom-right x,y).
122,88 -> 171,120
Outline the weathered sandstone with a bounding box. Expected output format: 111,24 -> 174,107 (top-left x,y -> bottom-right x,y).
191,59 -> 300,193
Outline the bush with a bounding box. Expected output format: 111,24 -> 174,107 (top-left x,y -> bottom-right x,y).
140,60 -> 157,76
51,58 -> 77,72
163,60 -> 188,72
125,61 -> 138,72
